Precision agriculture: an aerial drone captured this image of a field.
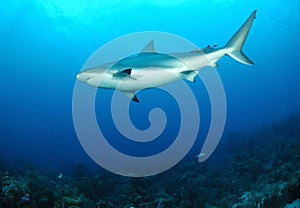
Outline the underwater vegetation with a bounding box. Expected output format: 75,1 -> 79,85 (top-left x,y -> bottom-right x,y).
1,113 -> 299,208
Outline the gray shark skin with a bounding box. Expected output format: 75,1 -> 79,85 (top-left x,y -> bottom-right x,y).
77,10 -> 257,102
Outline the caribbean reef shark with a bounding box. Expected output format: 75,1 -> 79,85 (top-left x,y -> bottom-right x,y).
76,10 -> 257,102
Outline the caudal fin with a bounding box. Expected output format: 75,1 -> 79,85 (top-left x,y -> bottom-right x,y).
225,10 -> 257,65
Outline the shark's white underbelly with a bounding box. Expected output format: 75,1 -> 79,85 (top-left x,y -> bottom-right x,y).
111,67 -> 183,91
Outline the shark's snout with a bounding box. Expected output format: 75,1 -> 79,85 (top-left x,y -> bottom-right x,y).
76,72 -> 89,82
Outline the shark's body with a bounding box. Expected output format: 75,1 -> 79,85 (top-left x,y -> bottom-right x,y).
77,10 -> 257,102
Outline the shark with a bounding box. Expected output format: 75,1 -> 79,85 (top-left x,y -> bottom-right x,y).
76,10 -> 257,102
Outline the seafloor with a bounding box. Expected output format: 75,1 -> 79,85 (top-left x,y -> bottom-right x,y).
1,114 -> 299,208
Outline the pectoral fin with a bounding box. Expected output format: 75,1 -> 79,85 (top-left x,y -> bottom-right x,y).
113,68 -> 137,80
113,68 -> 132,77
121,91 -> 139,103
180,70 -> 198,82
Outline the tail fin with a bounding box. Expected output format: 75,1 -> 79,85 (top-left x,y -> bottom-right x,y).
225,10 -> 257,65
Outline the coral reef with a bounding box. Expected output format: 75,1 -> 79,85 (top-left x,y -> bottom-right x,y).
0,113 -> 299,207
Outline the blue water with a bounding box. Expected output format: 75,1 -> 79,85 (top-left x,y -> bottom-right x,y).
0,1 -> 299,172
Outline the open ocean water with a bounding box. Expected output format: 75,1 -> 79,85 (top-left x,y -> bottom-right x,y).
0,1 -> 300,207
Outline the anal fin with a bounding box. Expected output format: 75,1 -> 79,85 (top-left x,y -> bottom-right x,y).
208,62 -> 219,68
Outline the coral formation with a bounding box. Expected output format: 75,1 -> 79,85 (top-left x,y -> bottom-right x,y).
0,113 -> 299,207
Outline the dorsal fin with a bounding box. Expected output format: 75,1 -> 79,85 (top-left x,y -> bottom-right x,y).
141,40 -> 156,53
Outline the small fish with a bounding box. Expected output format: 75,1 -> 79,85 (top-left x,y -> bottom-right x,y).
157,199 -> 164,208
57,173 -> 63,179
